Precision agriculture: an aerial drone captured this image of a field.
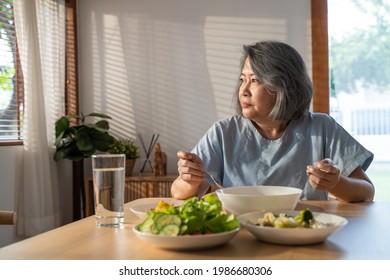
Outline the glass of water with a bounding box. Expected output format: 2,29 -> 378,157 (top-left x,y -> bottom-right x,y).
92,154 -> 125,227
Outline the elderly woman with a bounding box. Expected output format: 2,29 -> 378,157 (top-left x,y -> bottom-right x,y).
171,40 -> 374,202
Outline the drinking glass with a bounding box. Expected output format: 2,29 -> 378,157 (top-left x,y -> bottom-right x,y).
92,154 -> 125,227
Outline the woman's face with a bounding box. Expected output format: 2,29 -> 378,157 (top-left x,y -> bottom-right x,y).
239,57 -> 276,122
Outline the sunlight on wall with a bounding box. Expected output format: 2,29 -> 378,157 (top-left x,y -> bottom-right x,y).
90,13 -> 137,140
88,10 -> 219,166
204,16 -> 287,119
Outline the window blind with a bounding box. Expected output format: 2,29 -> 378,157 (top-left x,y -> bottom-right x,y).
0,0 -> 23,144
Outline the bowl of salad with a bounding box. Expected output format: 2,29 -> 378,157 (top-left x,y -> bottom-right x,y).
132,194 -> 240,250
237,209 -> 348,245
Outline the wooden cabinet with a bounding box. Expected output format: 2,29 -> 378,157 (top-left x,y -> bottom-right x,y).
84,174 -> 177,217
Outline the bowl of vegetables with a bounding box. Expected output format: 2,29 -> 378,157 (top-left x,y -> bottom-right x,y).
132,194 -> 240,250
237,209 -> 348,245
215,185 -> 302,216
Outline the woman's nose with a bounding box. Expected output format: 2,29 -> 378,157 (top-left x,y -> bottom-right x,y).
240,82 -> 250,96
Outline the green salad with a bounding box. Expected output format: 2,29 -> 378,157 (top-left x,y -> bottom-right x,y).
135,194 -> 240,236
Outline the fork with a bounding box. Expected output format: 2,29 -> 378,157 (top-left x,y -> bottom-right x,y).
206,172 -> 223,189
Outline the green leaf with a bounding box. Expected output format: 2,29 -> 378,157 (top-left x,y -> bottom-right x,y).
55,116 -> 70,138
75,127 -> 94,151
86,112 -> 112,119
54,133 -> 72,148
53,142 -> 78,160
54,126 -> 77,148
91,132 -> 115,151
82,123 -> 108,133
54,131 -> 65,147
95,120 -> 110,130
205,214 -> 239,233
53,112 -> 115,161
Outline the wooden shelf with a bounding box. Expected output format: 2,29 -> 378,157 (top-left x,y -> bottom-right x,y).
84,174 -> 178,217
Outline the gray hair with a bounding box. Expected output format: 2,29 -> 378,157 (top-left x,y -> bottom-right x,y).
235,41 -> 313,121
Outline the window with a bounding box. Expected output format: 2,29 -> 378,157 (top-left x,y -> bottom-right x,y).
0,0 -> 78,145
0,0 -> 23,144
328,0 -> 390,200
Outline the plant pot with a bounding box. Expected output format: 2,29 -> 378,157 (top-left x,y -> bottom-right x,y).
126,159 -> 136,177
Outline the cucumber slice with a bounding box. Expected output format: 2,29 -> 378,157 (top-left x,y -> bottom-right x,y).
156,214 -> 181,230
159,224 -> 180,236
138,217 -> 157,234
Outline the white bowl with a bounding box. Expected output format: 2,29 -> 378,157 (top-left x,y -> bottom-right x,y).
130,199 -> 184,220
215,186 -> 302,215
237,210 -> 348,245
132,227 -> 240,250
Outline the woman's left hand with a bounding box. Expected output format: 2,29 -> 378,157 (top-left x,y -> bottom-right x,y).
306,158 -> 341,191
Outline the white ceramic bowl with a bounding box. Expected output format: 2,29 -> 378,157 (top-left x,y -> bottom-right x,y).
237,210 -> 348,245
215,186 -> 302,215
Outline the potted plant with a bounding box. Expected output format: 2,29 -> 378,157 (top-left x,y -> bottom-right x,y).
53,112 -> 116,220
108,138 -> 140,176
54,112 -> 115,161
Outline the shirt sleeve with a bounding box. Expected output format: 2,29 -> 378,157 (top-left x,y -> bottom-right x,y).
320,115 -> 374,176
191,122 -> 224,186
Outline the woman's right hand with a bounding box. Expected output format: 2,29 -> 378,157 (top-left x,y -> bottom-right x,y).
177,151 -> 205,184
171,151 -> 207,199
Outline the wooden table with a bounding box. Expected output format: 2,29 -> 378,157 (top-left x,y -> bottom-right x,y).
1,199 -> 389,260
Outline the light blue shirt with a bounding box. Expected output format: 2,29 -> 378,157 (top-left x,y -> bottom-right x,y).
192,112 -> 374,200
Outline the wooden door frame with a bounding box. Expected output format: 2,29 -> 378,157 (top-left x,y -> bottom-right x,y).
311,0 -> 329,114
66,0 -> 84,220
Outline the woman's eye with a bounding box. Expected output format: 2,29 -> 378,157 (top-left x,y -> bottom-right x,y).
251,78 -> 260,83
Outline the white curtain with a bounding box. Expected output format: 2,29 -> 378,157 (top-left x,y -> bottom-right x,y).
14,0 -> 65,236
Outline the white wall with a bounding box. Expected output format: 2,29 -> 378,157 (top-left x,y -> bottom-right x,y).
78,0 -> 312,178
0,0 -> 311,247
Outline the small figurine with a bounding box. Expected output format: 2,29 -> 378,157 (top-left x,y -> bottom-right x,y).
154,143 -> 167,176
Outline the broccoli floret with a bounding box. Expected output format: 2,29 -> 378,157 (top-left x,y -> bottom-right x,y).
294,209 -> 314,226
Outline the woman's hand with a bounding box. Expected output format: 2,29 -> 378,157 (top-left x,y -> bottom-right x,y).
307,158 -> 374,202
177,151 -> 205,183
171,151 -> 208,199
306,158 -> 341,191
